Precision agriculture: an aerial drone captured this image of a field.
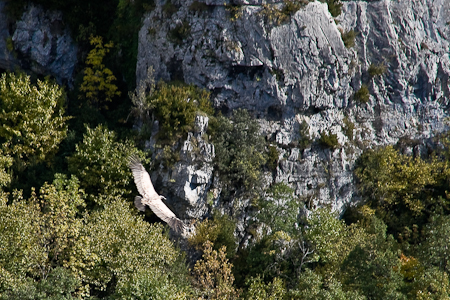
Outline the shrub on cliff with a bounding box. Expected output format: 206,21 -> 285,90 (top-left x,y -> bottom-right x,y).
321,0 -> 342,17
146,81 -> 212,141
210,109 -> 267,197
354,84 -> 370,103
368,62 -> 387,78
342,29 -> 357,48
319,132 -> 340,150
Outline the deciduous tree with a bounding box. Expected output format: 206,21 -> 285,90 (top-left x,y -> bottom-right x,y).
79,36 -> 121,108
67,124 -> 144,204
0,72 -> 69,167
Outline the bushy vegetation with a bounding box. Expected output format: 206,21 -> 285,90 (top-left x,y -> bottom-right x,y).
147,81 -> 212,141
267,145 -> 280,171
319,131 -> 340,150
298,120 -> 313,150
192,241 -> 239,299
368,62 -> 387,77
210,109 -> 267,197
259,1 -> 309,26
162,0 -> 178,17
354,145 -> 450,237
168,21 -> 191,45
0,72 -> 69,167
79,36 -> 121,108
341,29 -> 357,48
0,72 -> 70,193
188,211 -> 237,259
6,0 -> 153,87
225,4 -> 243,21
342,116 -> 355,141
320,0 -> 343,17
2,1 -> 450,299
67,124 -> 144,205
0,175 -> 190,299
354,84 -> 370,103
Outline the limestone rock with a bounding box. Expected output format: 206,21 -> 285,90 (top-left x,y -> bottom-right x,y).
0,2 -> 77,85
137,0 -> 450,217
150,114 -> 215,220
0,2 -> 19,71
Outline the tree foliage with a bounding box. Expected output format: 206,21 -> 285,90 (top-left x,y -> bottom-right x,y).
79,36 -> 121,108
342,29 -> 356,48
188,211 -> 237,259
0,173 -> 190,299
255,183 -> 300,236
419,215 -> 450,274
0,72 -> 69,166
2,0 -> 450,296
67,124 -> 144,204
320,0 -> 342,17
146,81 -> 212,141
305,208 -> 349,267
318,131 -> 340,150
341,217 -> 406,300
354,84 -> 370,103
0,150 -> 13,188
259,1 -> 308,26
193,241 -> 239,300
290,269 -> 365,300
0,175 -> 84,298
245,276 -> 286,300
354,145 -> 449,235
78,197 -> 190,298
210,109 -> 267,196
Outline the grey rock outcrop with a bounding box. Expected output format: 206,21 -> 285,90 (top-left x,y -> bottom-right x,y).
0,2 -> 77,85
136,0 -> 450,217
0,2 -> 18,71
149,115 -> 215,220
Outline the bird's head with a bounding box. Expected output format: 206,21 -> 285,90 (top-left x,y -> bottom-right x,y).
160,195 -> 167,201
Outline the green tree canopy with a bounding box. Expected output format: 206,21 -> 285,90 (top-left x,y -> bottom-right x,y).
67,124 -> 144,204
211,109 -> 267,196
0,174 -> 84,299
419,215 -> 450,274
255,183 -> 300,236
193,241 -> 239,300
77,197 -> 191,298
79,36 -> 121,108
354,145 -> 450,244
341,217 -> 406,300
245,276 -> 286,300
0,173 -> 190,299
0,72 -> 69,167
0,150 -> 13,188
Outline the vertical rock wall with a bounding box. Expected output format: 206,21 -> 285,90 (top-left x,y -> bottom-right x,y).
0,2 -> 77,85
136,0 -> 450,219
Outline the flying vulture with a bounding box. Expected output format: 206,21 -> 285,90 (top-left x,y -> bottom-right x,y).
128,155 -> 185,233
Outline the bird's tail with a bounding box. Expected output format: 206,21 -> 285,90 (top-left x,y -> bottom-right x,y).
134,196 -> 146,212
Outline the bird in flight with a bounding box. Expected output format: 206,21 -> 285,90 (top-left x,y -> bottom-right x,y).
128,155 -> 185,233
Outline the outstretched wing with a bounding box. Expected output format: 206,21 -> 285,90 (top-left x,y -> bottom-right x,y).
146,197 -> 186,233
127,155 -> 158,199
128,155 -> 185,233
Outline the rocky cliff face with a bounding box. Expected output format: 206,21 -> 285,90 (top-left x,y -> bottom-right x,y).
0,2 -> 77,85
136,0 -> 450,220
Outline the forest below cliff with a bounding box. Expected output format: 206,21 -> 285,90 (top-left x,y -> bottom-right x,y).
1,0 -> 450,299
